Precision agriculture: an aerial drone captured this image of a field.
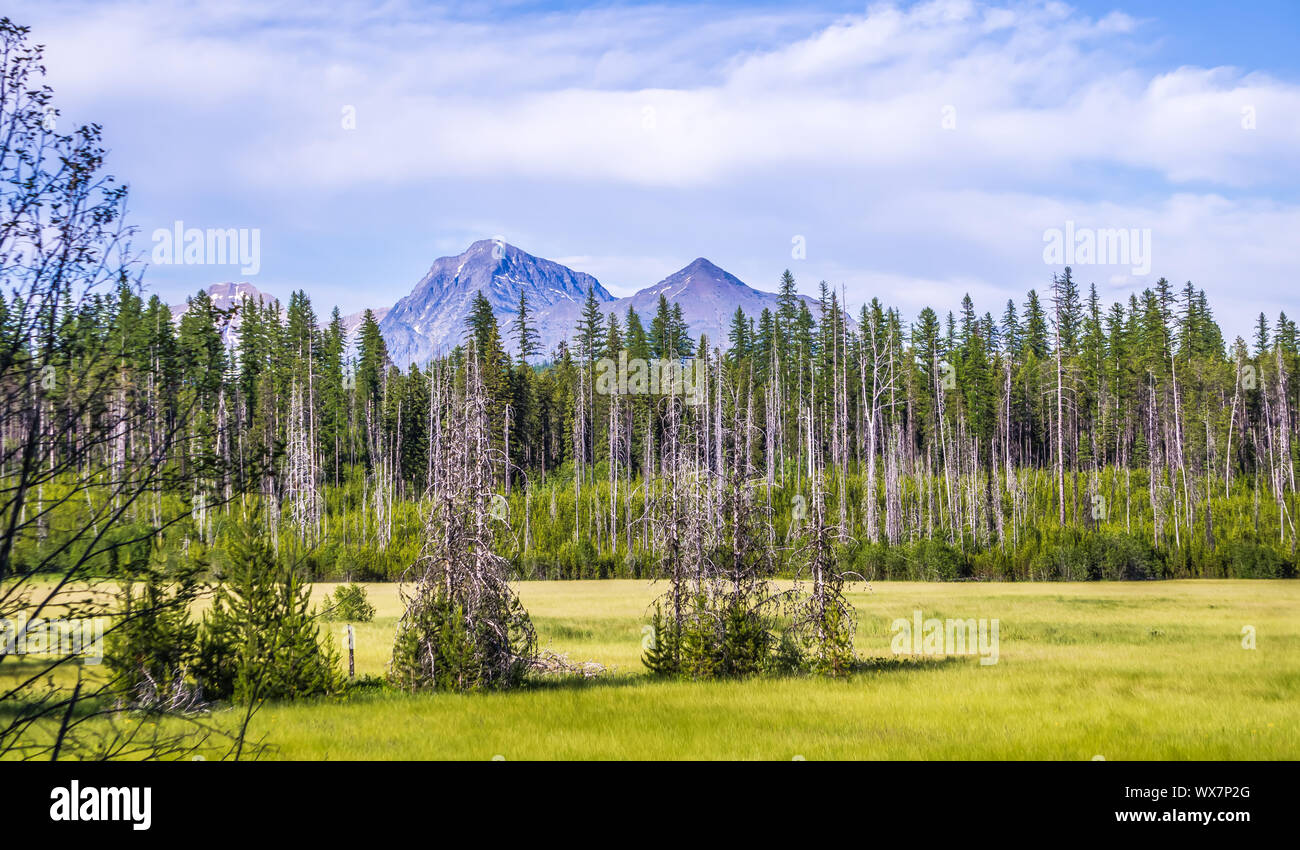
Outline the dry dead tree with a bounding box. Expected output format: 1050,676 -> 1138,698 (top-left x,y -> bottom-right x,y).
787,465 -> 858,676
529,650 -> 608,679
284,378 -> 323,543
644,351 -> 803,677
390,348 -> 536,691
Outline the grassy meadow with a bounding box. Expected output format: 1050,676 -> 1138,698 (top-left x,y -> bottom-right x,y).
3,578 -> 1295,759
222,579 -> 1298,760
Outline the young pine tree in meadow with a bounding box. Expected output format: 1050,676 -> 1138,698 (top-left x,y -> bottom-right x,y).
196,512 -> 342,703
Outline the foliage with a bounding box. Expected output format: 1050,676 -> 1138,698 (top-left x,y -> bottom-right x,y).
642,593 -> 784,679
391,591 -> 534,691
389,353 -> 537,691
104,549 -> 204,709
321,583 -> 376,622
194,514 -> 342,703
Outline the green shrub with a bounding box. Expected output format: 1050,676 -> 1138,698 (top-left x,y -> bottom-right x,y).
104,556 -> 203,707
643,593 -> 794,679
322,583 -> 375,622
642,602 -> 679,676
1212,540 -> 1296,579
194,515 -> 342,703
913,539 -> 967,580
390,590 -> 534,691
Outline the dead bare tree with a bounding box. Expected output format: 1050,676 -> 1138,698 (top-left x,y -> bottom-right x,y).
390,346 -> 536,690
787,441 -> 858,676
284,378 -> 323,542
644,351 -> 840,678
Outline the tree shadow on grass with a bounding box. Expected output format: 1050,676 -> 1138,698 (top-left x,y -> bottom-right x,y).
515,654 -> 963,693
521,672 -> 646,693
849,655 -> 963,674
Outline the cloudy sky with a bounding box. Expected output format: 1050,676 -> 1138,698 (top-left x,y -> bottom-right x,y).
12,0 -> 1300,336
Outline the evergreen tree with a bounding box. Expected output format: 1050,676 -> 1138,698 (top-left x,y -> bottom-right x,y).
510,290 -> 541,363
196,512 -> 341,702
1023,289 -> 1049,358
727,306 -> 750,360
575,285 -> 607,363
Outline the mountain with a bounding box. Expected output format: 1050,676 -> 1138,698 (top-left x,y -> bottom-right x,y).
340,306 -> 389,355
169,282 -> 277,344
172,247 -> 831,368
375,242 -> 831,365
531,257 -> 826,355
379,239 -> 613,366
341,306 -> 389,339
607,257 -> 820,351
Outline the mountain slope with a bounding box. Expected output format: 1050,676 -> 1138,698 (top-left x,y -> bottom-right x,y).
341,306 -> 389,340
379,239 -> 613,366
169,282 -> 277,344
612,258 -> 814,350
534,257 -> 826,355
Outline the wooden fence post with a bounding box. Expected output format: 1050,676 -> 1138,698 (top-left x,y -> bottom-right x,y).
346,624 -> 355,680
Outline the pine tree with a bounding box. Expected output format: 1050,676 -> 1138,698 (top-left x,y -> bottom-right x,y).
727,306 -> 750,360
196,512 -> 341,702
1255,312 -> 1271,355
649,294 -> 673,359
624,307 -> 650,360
1001,299 -> 1021,358
671,303 -> 693,356
575,285 -> 607,363
1023,289 -> 1049,358
356,308 -> 389,414
510,290 -> 541,363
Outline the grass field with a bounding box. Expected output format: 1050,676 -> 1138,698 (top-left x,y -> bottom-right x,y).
214,579 -> 1299,760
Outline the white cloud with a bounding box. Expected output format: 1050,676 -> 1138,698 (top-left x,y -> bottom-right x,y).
217,2 -> 1295,192
7,0 -> 1298,336
21,0 -> 1298,190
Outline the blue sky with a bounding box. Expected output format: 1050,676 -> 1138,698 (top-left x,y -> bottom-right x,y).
12,0 -> 1300,337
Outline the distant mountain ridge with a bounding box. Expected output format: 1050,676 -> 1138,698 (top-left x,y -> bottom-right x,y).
170,243 -> 828,368
379,239 -> 613,366
381,242 -> 824,366
169,282 -> 276,345
606,257 -> 824,352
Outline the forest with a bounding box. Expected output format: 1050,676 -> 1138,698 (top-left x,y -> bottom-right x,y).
7,258 -> 1299,586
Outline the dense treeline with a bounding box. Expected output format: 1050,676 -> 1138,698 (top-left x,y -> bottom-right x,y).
6,258 -> 1300,581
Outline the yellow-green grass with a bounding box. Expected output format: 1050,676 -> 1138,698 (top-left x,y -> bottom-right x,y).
255,580 -> 1298,759
4,580 -> 1297,759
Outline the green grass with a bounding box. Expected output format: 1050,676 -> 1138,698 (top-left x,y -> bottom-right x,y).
227,579 -> 1298,759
